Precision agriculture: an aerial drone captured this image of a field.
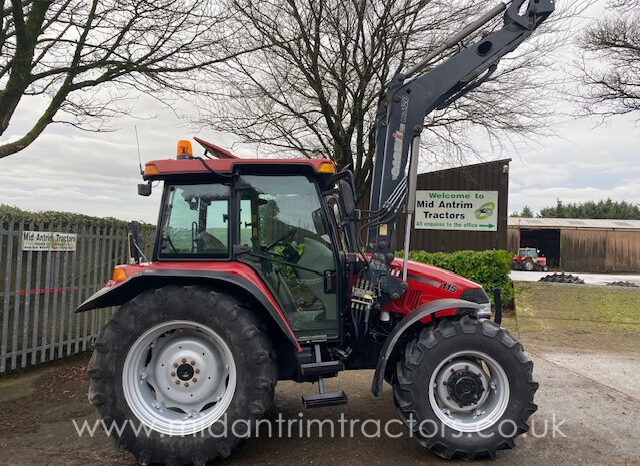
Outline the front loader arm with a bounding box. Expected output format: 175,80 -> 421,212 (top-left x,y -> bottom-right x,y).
367,0 -> 554,247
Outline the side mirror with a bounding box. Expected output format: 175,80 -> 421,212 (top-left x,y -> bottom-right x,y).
339,179 -> 356,219
138,181 -> 152,196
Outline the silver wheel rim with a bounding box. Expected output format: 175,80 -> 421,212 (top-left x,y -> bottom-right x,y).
428,350 -> 509,432
122,320 -> 236,436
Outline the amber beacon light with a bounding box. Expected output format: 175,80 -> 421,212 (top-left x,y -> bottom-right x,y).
177,140 -> 193,159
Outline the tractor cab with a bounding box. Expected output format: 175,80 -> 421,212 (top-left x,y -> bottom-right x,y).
142,139 -> 353,343
518,247 -> 539,258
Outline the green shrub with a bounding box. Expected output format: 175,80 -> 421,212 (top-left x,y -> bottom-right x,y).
0,204 -> 155,233
396,249 -> 514,308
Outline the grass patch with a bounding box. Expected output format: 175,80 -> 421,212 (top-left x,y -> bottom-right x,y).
512,282 -> 640,352
515,282 -> 640,326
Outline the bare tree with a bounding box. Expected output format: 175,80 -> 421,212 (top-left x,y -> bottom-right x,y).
198,0 -> 580,197
0,0 -> 246,158
579,1 -> 640,119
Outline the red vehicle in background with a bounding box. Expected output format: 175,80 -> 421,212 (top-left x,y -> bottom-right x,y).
512,247 -> 549,271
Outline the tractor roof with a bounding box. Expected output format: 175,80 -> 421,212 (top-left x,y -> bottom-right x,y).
143,137 -> 336,180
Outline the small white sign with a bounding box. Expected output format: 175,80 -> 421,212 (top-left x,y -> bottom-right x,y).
21,231 -> 77,251
414,190 -> 499,231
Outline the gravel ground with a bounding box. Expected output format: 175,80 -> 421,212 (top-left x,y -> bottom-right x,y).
1,284 -> 639,465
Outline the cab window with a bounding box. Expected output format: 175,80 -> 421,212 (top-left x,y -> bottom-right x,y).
158,183 -> 230,258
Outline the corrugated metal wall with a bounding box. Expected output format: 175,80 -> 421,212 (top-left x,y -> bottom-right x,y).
560,229 -> 607,272
507,228 -> 519,252
605,231 -> 640,272
562,229 -> 640,273
392,159 -> 510,252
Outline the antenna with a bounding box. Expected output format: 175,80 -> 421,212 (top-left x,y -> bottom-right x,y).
135,126 -> 143,176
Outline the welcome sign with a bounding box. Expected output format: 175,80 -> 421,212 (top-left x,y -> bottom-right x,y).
414,190 -> 499,231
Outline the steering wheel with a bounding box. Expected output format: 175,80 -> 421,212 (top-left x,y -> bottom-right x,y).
266,228 -> 299,250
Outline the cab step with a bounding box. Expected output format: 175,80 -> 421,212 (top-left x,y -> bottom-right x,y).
299,360 -> 344,378
301,343 -> 348,409
302,391 -> 348,409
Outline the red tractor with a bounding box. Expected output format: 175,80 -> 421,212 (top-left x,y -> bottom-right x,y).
78,1 -> 552,463
512,248 -> 549,271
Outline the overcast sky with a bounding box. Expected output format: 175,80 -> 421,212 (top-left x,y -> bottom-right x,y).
1,2 -> 638,223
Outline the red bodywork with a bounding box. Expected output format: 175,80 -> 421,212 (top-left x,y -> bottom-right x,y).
109,258 -> 484,342
512,255 -> 547,266
385,258 -> 484,321
108,261 -> 300,350
144,157 -> 335,179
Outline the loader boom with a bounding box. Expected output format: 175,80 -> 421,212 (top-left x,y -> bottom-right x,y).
358,0 -> 554,303
366,0 -> 554,247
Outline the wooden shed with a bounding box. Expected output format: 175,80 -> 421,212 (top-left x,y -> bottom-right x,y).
508,217 -> 640,273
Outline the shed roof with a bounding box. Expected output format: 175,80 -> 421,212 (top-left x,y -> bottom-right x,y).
508,217 -> 640,230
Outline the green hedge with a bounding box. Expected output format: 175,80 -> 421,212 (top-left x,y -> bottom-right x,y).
0,204 -> 155,233
396,249 -> 514,308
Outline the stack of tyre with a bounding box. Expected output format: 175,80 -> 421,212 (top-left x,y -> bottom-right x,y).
539,273 -> 585,284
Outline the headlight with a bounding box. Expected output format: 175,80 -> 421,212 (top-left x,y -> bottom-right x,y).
460,288 -> 491,318
477,301 -> 492,318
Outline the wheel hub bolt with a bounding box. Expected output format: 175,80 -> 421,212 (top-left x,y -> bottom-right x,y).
173,362 -> 178,368
190,360 -> 195,365
195,368 -> 200,374
184,382 -> 190,387
175,380 -> 180,385
171,371 -> 176,377
192,378 -> 198,383
181,358 -> 187,363
443,381 -> 447,385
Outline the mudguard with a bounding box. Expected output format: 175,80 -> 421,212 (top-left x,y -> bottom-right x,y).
76,268 -> 301,350
371,298 -> 483,397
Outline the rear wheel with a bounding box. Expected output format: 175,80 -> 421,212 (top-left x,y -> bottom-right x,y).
87,285 -> 277,465
393,316 -> 538,460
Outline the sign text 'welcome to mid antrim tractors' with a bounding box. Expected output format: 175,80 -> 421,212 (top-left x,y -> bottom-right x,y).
414,190 -> 498,231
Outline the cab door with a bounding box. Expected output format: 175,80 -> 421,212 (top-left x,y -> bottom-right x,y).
236,174 -> 339,341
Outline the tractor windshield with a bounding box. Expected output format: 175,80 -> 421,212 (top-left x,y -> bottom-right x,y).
158,183 -> 230,258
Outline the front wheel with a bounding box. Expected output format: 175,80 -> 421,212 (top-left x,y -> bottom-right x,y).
393,317 -> 538,460
87,285 -> 277,465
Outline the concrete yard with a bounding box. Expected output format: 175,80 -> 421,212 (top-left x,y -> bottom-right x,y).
1,282 -> 639,465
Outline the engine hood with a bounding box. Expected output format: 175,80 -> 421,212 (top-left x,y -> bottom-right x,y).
390,258 -> 482,291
